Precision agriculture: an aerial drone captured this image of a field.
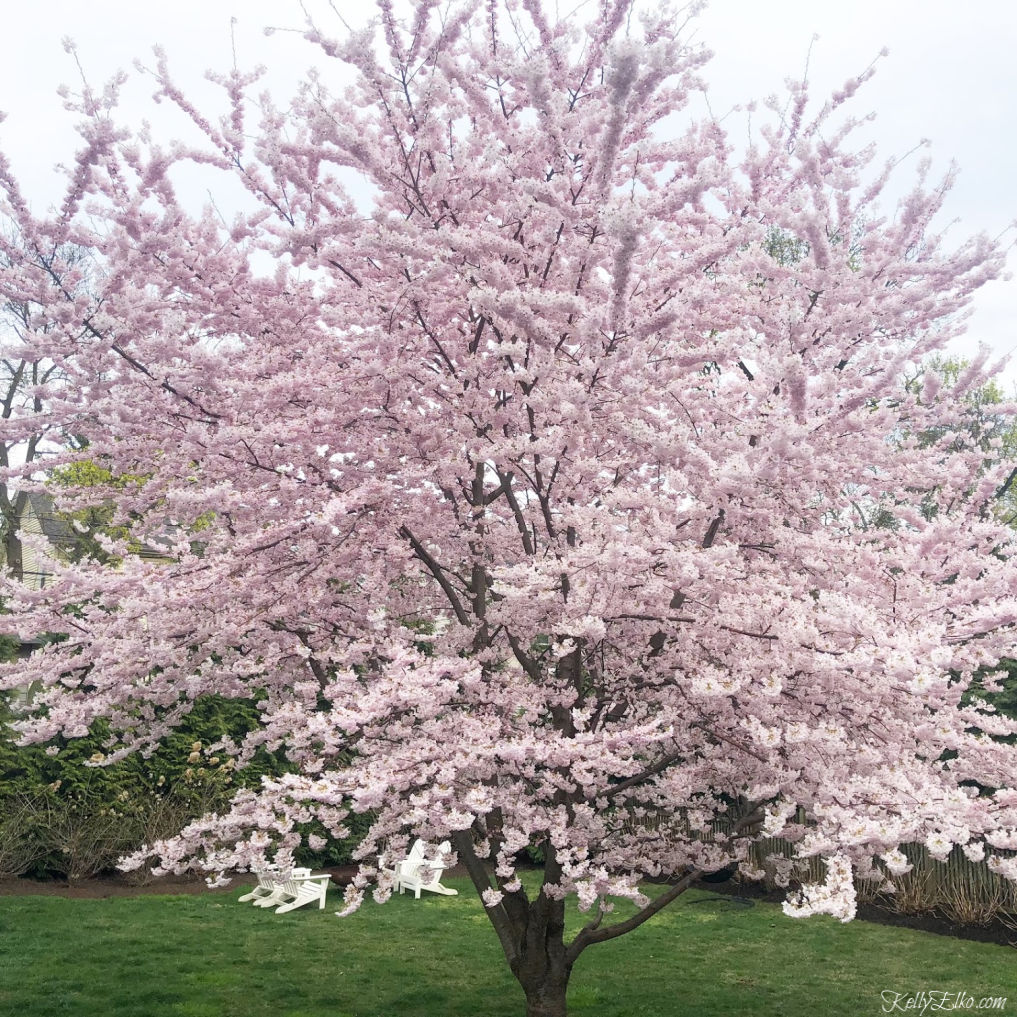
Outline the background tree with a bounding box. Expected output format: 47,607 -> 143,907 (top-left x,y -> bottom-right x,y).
0,238 -> 97,581
911,357 -> 1017,525
2,4 -> 1017,1016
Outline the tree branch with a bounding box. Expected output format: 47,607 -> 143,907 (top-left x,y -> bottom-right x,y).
400,525 -> 471,625
566,868 -> 700,962
592,750 -> 685,802
702,509 -> 725,549
565,806 -> 764,962
451,831 -> 521,969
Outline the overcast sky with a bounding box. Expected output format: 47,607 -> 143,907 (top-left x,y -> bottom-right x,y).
1,0 -> 1014,386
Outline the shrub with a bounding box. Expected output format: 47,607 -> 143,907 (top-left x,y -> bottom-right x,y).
293,810 -> 376,870
0,694 -> 297,881
0,792 -> 48,879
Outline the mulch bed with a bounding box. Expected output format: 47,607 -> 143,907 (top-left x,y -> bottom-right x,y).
2,868 -> 1014,949
0,865 -> 361,900
0,873 -> 222,899
689,876 -> 1017,949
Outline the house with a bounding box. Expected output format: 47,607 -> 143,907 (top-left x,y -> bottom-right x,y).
16,492 -> 79,589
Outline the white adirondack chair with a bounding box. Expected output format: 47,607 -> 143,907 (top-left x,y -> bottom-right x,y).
246,867 -> 312,909
273,872 -> 331,914
238,871 -> 277,905
395,840 -> 458,899
379,839 -> 428,893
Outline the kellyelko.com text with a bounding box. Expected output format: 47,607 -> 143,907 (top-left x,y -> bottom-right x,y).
881,990 -> 1008,1013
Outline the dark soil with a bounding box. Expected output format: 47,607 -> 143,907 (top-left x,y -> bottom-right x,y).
0,865 -> 361,900
689,876 -> 1017,950
2,868 -> 1014,949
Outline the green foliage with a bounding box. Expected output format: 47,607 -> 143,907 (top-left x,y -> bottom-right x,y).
987,659 -> 1017,720
520,842 -> 546,865
48,457 -> 219,562
763,225 -> 810,267
294,810 -> 376,870
965,658 -> 1017,736
1,456 -> 368,880
862,357 -> 1017,530
0,632 -> 20,664
47,459 -> 147,565
0,694 -> 307,881
2,695 -> 260,800
762,224 -> 862,271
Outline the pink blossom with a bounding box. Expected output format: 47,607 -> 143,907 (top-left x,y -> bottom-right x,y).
482,888 -> 504,908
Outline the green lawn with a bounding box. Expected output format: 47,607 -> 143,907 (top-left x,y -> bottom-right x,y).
0,878 -> 1012,1017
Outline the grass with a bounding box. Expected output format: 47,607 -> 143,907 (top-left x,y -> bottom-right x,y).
0,877 -> 1013,1017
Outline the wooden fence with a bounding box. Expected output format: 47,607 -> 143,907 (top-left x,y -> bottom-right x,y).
624,812 -> 1017,923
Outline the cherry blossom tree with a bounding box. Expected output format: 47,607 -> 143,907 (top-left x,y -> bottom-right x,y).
3,3 -> 1017,1015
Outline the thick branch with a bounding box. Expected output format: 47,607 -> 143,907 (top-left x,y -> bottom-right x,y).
497,469 -> 536,556
506,630 -> 543,682
400,525 -> 470,625
566,806 -> 764,962
593,750 -> 685,802
451,831 -> 521,968
566,868 -> 701,962
702,509 -> 725,549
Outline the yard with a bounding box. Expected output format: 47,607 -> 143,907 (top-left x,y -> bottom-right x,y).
0,877 -> 1011,1017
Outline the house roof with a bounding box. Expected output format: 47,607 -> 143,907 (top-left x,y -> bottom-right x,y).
25,492 -> 78,548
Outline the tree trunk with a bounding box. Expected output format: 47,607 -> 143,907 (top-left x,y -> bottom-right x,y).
0,487 -> 29,583
516,892 -> 573,1017
523,975 -> 570,1017
4,518 -> 23,582
452,834 -> 576,1017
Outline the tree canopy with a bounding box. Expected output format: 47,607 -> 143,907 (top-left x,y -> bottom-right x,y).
2,3 -> 1016,1015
